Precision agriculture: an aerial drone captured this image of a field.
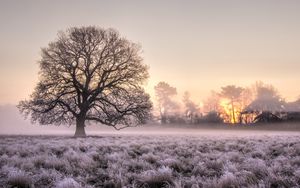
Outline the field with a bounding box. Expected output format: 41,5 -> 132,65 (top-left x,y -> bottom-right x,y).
0,131 -> 300,188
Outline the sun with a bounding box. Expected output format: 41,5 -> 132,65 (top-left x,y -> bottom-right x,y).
219,98 -> 241,124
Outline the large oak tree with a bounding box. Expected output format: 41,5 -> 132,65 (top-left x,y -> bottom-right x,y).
18,26 -> 152,137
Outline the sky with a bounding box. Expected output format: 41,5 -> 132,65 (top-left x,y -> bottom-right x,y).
0,0 -> 300,105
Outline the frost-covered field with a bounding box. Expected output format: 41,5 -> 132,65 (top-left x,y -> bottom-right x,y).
0,132 -> 300,188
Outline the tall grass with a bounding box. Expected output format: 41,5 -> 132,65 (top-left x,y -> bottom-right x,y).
0,134 -> 299,187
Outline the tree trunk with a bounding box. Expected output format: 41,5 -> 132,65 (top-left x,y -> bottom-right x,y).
231,100 -> 236,124
74,118 -> 86,137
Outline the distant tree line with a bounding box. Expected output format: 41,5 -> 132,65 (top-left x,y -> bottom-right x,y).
153,81 -> 300,125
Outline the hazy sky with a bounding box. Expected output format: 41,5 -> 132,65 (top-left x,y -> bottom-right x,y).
0,0 -> 300,105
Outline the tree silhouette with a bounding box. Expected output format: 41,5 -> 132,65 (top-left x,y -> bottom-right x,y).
154,82 -> 178,124
182,91 -> 199,123
203,91 -> 221,113
220,85 -> 244,123
18,26 -> 152,137
246,82 -> 284,113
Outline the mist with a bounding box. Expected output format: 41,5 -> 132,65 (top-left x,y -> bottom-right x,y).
1,104 -> 299,137
0,104 -> 73,135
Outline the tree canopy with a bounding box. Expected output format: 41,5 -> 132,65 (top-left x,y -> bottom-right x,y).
154,82 -> 179,123
18,26 -> 152,137
220,85 -> 244,123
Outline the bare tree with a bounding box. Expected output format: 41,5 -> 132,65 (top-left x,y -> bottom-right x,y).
220,85 -> 244,123
18,26 -> 152,137
182,91 -> 199,124
238,87 -> 255,123
246,82 -> 284,113
203,90 -> 221,113
154,82 -> 179,124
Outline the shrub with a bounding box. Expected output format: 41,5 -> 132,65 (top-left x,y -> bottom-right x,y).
7,171 -> 32,188
240,158 -> 269,180
103,180 -> 122,188
55,178 -> 81,188
135,166 -> 175,188
217,172 -> 239,188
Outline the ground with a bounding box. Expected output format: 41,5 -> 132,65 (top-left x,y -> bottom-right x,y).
0,130 -> 300,188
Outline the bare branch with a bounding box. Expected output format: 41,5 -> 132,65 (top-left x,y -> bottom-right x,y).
18,26 -> 152,136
